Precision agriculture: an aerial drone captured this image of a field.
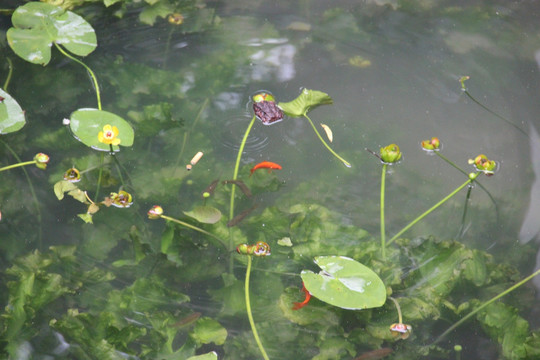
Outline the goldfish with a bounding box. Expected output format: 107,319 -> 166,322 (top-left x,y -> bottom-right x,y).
250,161 -> 282,176
292,282 -> 311,310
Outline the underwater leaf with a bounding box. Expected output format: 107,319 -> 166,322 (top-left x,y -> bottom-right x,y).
69,108 -> 134,151
7,2 -> 97,65
301,256 -> 386,310
183,205 -> 222,224
187,352 -> 218,360
0,88 -> 26,134
278,88 -> 333,117
189,317 -> 227,346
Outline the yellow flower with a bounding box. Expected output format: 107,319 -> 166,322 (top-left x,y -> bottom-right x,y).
98,124 -> 121,145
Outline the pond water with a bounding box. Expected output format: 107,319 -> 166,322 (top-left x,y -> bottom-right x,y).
2,1 -> 540,359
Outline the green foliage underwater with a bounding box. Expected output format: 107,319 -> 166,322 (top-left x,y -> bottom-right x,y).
1,0 -> 540,359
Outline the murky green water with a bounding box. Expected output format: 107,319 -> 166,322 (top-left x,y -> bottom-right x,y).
2,1 -> 540,359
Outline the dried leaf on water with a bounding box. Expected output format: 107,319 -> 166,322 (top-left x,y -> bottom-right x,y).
321,123 -> 333,142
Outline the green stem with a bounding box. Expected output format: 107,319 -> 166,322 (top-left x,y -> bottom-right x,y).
389,297 -> 403,324
433,267 -> 540,345
0,160 -> 37,172
160,215 -> 227,250
95,152 -> 105,201
459,79 -> 526,137
303,113 -> 351,168
173,98 -> 209,176
435,151 -> 499,221
245,256 -> 270,360
54,43 -> 102,110
457,185 -> 473,238
0,143 -> 43,250
387,173 -> 480,246
380,164 -> 387,260
3,57 -> 13,90
228,116 -> 257,253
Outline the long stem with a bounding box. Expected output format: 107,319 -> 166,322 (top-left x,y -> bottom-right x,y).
389,297 -> 403,323
173,98 -> 209,176
387,173 -> 479,246
303,113 -> 351,168
94,152 -> 105,201
3,57 -> 13,90
0,160 -> 37,172
460,78 -> 526,137
457,185 -> 473,238
160,215 -> 227,250
432,267 -> 540,345
380,164 -> 387,260
245,256 -> 270,360
228,116 -> 257,253
0,143 -> 43,250
435,151 -> 499,221
53,43 -> 102,110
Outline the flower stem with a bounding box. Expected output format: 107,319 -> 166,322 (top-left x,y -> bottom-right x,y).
457,185 -> 473,238
435,151 -> 499,221
3,57 -> 13,90
0,142 -> 42,250
0,160 -> 37,172
95,152 -> 105,201
245,256 -> 270,360
389,297 -> 403,324
460,83 -> 527,137
54,43 -> 102,110
160,215 -> 227,250
432,267 -> 540,345
387,173 -> 480,246
380,164 -> 387,260
228,115 -> 257,270
303,113 -> 351,168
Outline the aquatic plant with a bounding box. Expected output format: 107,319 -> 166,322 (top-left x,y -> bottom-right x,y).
237,241 -> 272,360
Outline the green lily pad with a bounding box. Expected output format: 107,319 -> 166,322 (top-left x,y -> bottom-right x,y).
278,88 -> 333,117
301,256 -> 386,310
69,108 -> 134,152
7,2 -> 97,65
184,205 -> 222,224
0,88 -> 26,134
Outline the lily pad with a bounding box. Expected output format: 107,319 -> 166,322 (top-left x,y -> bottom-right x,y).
69,108 -> 134,152
301,256 -> 386,310
184,205 -> 222,224
7,2 -> 97,65
278,88 -> 333,117
0,88 -> 26,134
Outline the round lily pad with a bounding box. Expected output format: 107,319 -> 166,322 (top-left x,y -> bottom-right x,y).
184,206 -> 222,224
301,256 -> 386,310
69,108 -> 134,152
7,2 -> 97,65
0,88 -> 26,134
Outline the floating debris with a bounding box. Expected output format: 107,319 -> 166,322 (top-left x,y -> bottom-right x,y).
321,123 -> 333,142
348,55 -> 371,68
187,151 -> 204,171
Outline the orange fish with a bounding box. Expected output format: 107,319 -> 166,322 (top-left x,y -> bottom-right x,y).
250,161 -> 282,176
292,283 -> 311,310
